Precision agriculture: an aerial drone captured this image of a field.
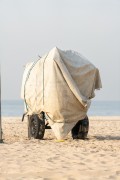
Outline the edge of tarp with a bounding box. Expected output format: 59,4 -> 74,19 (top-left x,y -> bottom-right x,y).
23,61 -> 39,112
52,47 -> 89,109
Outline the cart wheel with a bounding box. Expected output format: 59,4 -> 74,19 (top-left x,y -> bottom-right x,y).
28,114 -> 45,139
71,116 -> 89,140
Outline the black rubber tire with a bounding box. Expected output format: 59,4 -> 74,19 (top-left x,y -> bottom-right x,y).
71,116 -> 89,140
28,114 -> 45,139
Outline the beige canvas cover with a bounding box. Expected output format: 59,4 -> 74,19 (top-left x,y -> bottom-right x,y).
21,47 -> 102,139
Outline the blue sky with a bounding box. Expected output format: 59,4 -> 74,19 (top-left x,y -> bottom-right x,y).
0,0 -> 120,100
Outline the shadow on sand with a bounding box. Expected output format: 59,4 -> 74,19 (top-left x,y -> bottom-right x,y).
94,135 -> 120,141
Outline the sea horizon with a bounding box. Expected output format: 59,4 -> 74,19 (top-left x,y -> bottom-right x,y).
1,99 -> 120,117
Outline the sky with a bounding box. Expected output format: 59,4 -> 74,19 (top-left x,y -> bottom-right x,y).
0,0 -> 120,101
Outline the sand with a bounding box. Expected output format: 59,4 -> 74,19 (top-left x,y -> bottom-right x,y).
0,116 -> 120,180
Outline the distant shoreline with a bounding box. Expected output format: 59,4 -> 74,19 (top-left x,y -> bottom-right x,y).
2,101 -> 120,116
1,116 -> 120,121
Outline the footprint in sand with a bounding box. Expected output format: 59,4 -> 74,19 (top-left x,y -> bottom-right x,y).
116,171 -> 120,175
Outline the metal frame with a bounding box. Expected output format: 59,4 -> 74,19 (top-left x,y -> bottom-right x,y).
0,72 -> 3,143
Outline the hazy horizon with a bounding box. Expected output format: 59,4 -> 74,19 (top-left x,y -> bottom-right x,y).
1,0 -> 120,101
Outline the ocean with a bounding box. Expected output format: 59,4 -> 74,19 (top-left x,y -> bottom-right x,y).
1,100 -> 120,117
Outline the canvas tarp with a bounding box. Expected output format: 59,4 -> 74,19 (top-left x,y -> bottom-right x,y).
21,47 -> 102,139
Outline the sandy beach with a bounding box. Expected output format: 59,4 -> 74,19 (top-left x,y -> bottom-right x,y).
0,116 -> 120,180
